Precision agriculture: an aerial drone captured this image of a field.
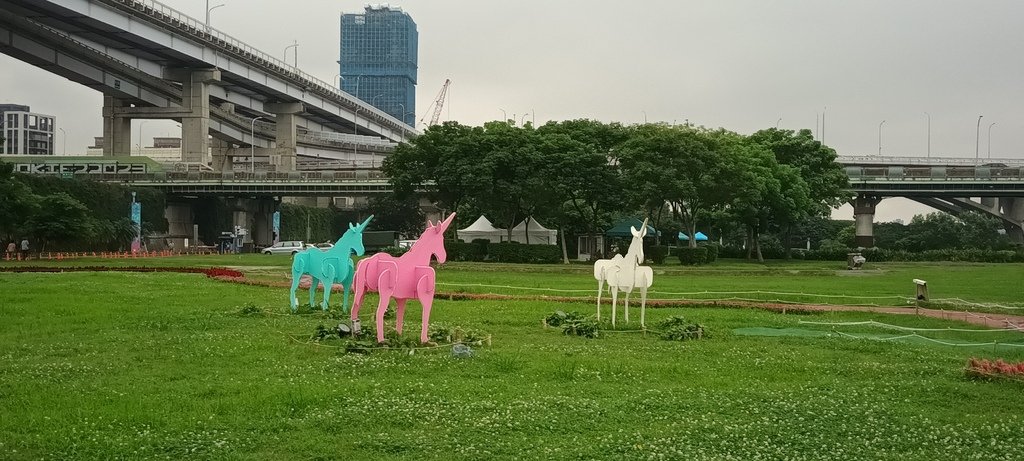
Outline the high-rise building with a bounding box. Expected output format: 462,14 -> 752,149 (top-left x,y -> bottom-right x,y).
339,5 -> 418,127
1,104 -> 56,155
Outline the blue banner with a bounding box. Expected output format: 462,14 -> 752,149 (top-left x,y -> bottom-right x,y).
131,202 -> 142,253
272,211 -> 281,244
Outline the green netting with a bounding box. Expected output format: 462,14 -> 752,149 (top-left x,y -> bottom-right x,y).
733,327 -> 1024,350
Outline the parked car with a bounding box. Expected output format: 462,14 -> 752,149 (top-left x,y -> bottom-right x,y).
315,242 -> 334,250
261,241 -> 311,255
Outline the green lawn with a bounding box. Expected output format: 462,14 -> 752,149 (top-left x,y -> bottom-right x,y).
2,261 -> 1024,459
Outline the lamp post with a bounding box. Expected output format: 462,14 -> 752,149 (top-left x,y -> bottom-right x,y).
284,40 -> 298,67
397,103 -> 408,126
250,116 -> 266,173
877,120 -> 885,156
205,2 -> 224,29
520,113 -> 529,126
924,112 -> 931,159
642,110 -> 647,123
371,93 -> 385,107
975,115 -> 983,163
776,118 -> 782,128
988,122 -> 996,158
58,127 -> 66,155
821,106 -> 827,144
499,108 -> 507,122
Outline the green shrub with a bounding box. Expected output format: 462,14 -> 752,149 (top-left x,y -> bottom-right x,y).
702,243 -> 720,263
657,316 -> 707,341
489,242 -> 561,264
648,245 -> 669,264
677,247 -> 708,265
447,240 -> 485,262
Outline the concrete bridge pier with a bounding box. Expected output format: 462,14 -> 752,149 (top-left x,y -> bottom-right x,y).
852,194 -> 882,248
164,202 -> 195,249
168,68 -> 221,164
227,198 -> 279,251
266,102 -> 303,172
1001,198 -> 1024,243
101,96 -> 132,156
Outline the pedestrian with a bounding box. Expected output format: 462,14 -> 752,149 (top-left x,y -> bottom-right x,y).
5,241 -> 15,260
20,237 -> 29,260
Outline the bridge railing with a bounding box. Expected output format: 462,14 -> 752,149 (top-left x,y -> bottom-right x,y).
846,165 -> 1024,180
838,155 -> 1024,166
102,0 -> 413,136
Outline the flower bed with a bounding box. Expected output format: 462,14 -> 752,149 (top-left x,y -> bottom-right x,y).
0,266 -> 243,278
966,358 -> 1024,381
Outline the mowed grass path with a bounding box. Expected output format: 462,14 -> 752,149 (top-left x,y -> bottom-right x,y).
2,263 -> 1024,459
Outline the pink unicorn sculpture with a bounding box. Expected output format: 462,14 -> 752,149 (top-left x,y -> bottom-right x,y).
351,213 -> 455,343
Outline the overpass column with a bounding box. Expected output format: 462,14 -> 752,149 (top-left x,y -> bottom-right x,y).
851,194 -> 882,248
266,102 -> 303,172
101,96 -> 132,156
1001,198 -> 1024,244
166,68 -> 221,165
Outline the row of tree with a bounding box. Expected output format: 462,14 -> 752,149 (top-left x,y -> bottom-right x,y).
383,120 -> 849,261
0,161 -> 167,253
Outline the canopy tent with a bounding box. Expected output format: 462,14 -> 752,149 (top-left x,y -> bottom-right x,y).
605,218 -> 658,238
510,217 -> 558,245
678,231 -> 709,242
457,215 -> 505,243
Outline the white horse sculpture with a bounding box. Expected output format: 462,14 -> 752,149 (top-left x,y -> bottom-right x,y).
594,218 -> 654,327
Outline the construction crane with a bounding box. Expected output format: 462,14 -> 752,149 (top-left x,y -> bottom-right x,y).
418,79 -> 451,127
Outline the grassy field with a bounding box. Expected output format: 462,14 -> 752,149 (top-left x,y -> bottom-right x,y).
2,259 -> 1024,459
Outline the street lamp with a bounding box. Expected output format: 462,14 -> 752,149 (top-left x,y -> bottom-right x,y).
520,113 -> 529,126
776,118 -> 782,128
371,93 -> 385,107
988,122 -> 996,158
58,127 -> 66,155
499,108 -> 507,122
975,115 -> 983,163
250,116 -> 266,173
924,112 -> 931,159
353,107 -> 361,166
205,2 -> 224,29
284,40 -> 298,67
877,120 -> 885,156
642,110 -> 647,123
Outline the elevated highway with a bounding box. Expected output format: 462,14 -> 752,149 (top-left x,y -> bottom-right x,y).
0,0 -> 414,170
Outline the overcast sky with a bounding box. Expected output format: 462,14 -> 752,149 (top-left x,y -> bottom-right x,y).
2,0 -> 1023,221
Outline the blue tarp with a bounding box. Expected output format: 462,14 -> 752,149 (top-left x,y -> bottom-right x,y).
678,231 -> 708,241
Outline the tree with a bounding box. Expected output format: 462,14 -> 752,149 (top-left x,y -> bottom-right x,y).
26,193 -> 94,252
618,125 -> 732,248
0,165 -> 39,241
958,212 -> 1010,250
359,194 -> 426,239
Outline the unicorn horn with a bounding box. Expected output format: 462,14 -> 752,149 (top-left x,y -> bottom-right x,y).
436,213 -> 457,233
359,215 -> 374,231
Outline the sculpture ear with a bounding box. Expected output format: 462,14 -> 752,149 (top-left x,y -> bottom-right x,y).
349,222 -> 356,231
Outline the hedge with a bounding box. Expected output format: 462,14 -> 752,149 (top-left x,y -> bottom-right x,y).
488,242 -> 562,264
649,245 -> 669,264
677,247 -> 709,265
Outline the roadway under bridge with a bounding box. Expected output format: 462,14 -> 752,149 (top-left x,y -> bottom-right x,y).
0,0 -> 415,172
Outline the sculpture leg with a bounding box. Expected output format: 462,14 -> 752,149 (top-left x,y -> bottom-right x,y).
640,283 -> 648,328
416,272 -> 437,344
350,262 -> 368,321
596,275 -> 604,321
308,277 -> 319,309
610,286 -> 618,328
395,299 -> 408,335
289,271 -> 302,312
341,264 -> 354,314
624,291 -> 630,324
375,270 -> 393,343
321,279 -> 333,312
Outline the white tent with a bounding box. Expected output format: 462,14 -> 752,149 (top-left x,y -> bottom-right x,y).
510,217 -> 558,245
457,215 -> 505,243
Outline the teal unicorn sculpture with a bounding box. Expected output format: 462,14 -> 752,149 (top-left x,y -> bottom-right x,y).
289,215 -> 373,312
